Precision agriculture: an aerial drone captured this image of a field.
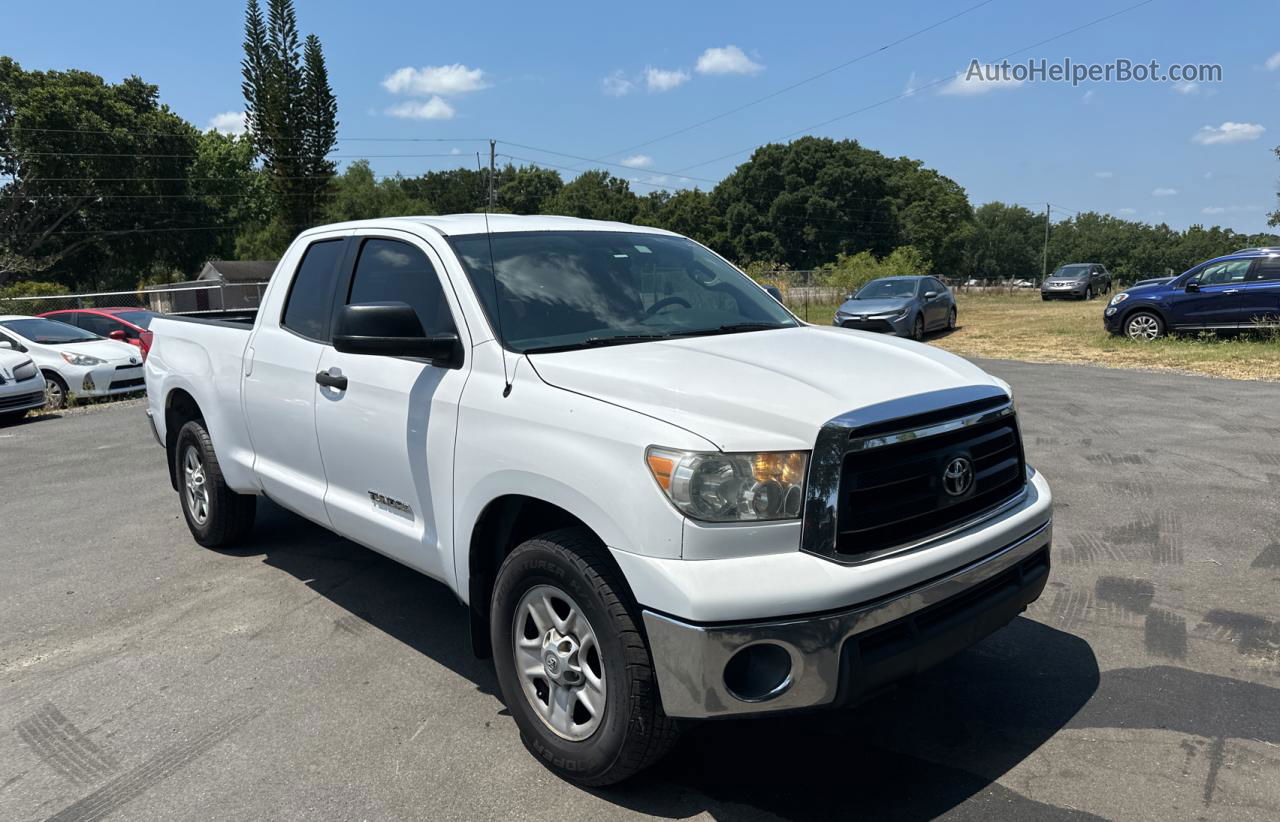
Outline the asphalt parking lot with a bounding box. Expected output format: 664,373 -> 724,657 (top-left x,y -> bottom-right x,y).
2,361 -> 1278,821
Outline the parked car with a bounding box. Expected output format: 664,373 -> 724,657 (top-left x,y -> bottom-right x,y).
0,346 -> 47,423
1130,276 -> 1176,288
0,315 -> 146,408
1104,250 -> 1280,340
1232,247 -> 1280,255
1040,263 -> 1112,300
832,276 -> 956,340
1012,278 -> 1036,289
145,215 -> 1051,785
39,308 -> 161,360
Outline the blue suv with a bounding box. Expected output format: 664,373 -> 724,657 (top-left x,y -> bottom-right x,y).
1104,250 -> 1280,340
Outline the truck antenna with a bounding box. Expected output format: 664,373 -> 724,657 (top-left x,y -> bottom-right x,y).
478,147 -> 512,397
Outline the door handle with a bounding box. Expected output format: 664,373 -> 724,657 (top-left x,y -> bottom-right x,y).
315,370 -> 348,391
1223,289 -> 1240,295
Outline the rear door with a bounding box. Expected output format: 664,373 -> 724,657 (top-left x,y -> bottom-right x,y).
922,278 -> 948,327
1237,257 -> 1280,327
313,232 -> 470,580
242,234 -> 349,524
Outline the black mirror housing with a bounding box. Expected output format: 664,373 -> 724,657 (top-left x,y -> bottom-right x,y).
333,302 -> 462,368
1185,281 -> 1200,293
763,285 -> 783,303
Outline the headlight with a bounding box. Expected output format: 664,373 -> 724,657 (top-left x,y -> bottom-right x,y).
61,351 -> 106,366
646,447 -> 808,522
871,309 -> 907,320
1109,292 -> 1129,306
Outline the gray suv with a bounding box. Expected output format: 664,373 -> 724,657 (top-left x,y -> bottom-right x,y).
1041,263 -> 1112,300
833,276 -> 957,340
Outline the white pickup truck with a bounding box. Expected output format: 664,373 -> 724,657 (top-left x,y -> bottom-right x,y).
145,215 -> 1052,785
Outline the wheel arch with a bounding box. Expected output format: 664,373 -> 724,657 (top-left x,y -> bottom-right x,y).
164,388 -> 205,491
1118,303 -> 1171,333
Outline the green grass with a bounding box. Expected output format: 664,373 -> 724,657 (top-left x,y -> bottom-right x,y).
788,291 -> 1280,382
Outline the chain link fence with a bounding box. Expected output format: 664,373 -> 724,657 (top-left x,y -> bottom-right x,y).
0,282 -> 269,316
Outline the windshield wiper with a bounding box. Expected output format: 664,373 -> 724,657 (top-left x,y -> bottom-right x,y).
522,333 -> 674,354
670,322 -> 791,337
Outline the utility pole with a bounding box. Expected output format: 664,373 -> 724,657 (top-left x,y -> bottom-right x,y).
488,139 -> 497,211
1042,202 -> 1051,284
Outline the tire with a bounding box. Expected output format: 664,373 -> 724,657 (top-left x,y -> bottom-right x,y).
947,306 -> 957,330
911,314 -> 925,341
1124,310 -> 1165,342
174,420 -> 256,547
1084,287 -> 1093,301
43,372 -> 68,410
490,527 -> 679,786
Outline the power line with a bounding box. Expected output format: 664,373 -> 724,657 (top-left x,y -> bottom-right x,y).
0,126 -> 489,143
674,0 -> 1161,174
12,150 -> 467,160
590,0 -> 1000,163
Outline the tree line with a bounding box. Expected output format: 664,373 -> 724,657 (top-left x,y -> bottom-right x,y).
2,0 -> 1278,295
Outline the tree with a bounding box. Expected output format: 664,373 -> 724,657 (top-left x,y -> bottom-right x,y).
190,130 -> 273,264
497,165 -> 563,214
1270,145 -> 1279,228
966,202 -> 1043,280
0,58 -> 223,289
544,170 -> 639,223
241,0 -> 338,244
323,161 -> 423,222
635,188 -> 719,246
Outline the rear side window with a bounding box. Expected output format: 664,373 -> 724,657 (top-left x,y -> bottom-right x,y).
1249,257 -> 1280,282
347,238 -> 454,335
78,313 -> 126,338
282,239 -> 345,341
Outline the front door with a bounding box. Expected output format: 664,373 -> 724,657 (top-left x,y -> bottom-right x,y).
313,234 -> 469,582
1167,259 -> 1251,328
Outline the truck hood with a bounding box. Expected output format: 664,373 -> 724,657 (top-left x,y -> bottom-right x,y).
527,324 -> 1003,451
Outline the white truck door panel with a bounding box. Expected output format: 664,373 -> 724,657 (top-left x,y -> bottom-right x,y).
243,236 -> 348,524
313,235 -> 467,582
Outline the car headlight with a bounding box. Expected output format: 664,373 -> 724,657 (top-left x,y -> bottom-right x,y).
870,309 -> 907,320
1109,292 -> 1129,306
646,447 -> 808,522
61,351 -> 106,366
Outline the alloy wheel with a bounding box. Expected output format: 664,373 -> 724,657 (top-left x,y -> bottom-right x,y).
512,584 -> 606,741
183,445 -> 210,525
1126,314 -> 1161,342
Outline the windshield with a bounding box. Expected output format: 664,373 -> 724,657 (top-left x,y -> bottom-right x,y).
0,318 -> 101,344
449,231 -> 797,353
1053,265 -> 1090,279
111,311 -> 158,329
854,279 -> 919,299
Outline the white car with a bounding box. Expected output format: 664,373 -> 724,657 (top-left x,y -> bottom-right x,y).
145,215 -> 1052,785
0,346 -> 46,422
0,315 -> 146,408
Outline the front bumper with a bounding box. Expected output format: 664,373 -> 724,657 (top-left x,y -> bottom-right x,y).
1041,286 -> 1086,299
833,314 -> 912,336
643,518 -> 1051,719
77,362 -> 146,397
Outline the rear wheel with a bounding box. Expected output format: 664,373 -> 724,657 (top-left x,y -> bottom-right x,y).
174,420 -> 256,547
490,528 -> 679,786
1124,311 -> 1164,342
43,372 -> 68,409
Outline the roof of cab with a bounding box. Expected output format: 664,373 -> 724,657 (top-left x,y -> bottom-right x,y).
299,214 -> 682,239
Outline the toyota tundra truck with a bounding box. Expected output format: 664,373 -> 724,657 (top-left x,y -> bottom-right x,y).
144,215 -> 1052,785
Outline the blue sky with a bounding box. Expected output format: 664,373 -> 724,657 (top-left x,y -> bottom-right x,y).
8,0 -> 1280,232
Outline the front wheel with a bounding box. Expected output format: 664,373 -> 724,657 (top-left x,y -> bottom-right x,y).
1084,286 -> 1093,301
174,420 -> 256,547
1124,311 -> 1165,342
490,528 -> 679,786
947,306 -> 957,330
43,372 -> 68,409
911,314 -> 925,341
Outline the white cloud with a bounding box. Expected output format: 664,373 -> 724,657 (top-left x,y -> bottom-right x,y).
1266,52 -> 1280,71
1204,171 -> 1213,179
1201,205 -> 1259,215
385,97 -> 455,120
1116,208 -> 1137,215
645,67 -> 690,93
382,64 -> 489,96
1082,89 -> 1095,104
1172,81 -> 1200,95
1094,170 -> 1114,179
208,111 -> 247,135
602,70 -> 634,97
1192,121 -> 1266,145
1152,187 -> 1178,197
695,45 -> 763,76
620,154 -> 653,168
904,72 -> 918,97
939,64 -> 1023,96
450,147 -> 463,155
1201,206 -> 1226,215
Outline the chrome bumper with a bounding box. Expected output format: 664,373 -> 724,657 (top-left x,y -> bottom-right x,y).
643,519 -> 1052,719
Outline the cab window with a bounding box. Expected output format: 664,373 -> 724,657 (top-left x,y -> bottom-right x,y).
1195,260 -> 1251,285
281,239 -> 346,341
346,238 -> 454,336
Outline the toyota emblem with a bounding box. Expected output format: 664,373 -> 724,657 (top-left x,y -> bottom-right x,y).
942,457 -> 974,497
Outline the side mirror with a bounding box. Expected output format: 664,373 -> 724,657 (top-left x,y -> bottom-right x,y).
1185,281 -> 1200,293
763,285 -> 783,303
333,302 -> 462,368
0,339 -> 13,350
924,291 -> 938,299
846,293 -> 855,301
108,330 -> 128,341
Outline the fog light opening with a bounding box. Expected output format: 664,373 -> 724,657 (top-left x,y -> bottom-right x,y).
723,642 -> 793,703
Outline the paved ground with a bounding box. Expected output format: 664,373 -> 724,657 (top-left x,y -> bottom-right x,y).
1,362 -> 1278,821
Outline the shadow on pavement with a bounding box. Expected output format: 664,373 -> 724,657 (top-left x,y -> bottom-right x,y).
230,501 -> 1106,819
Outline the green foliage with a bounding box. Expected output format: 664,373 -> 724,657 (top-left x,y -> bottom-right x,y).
545,170 -> 639,223
634,189 -> 719,246
818,246 -> 928,294
967,202 -> 1044,280
324,161 -> 423,222
497,164 -> 562,214
0,279 -> 69,313
1271,145 -> 1279,229
241,0 -> 337,237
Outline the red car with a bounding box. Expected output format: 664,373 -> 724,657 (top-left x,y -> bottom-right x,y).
38,308 -> 161,360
